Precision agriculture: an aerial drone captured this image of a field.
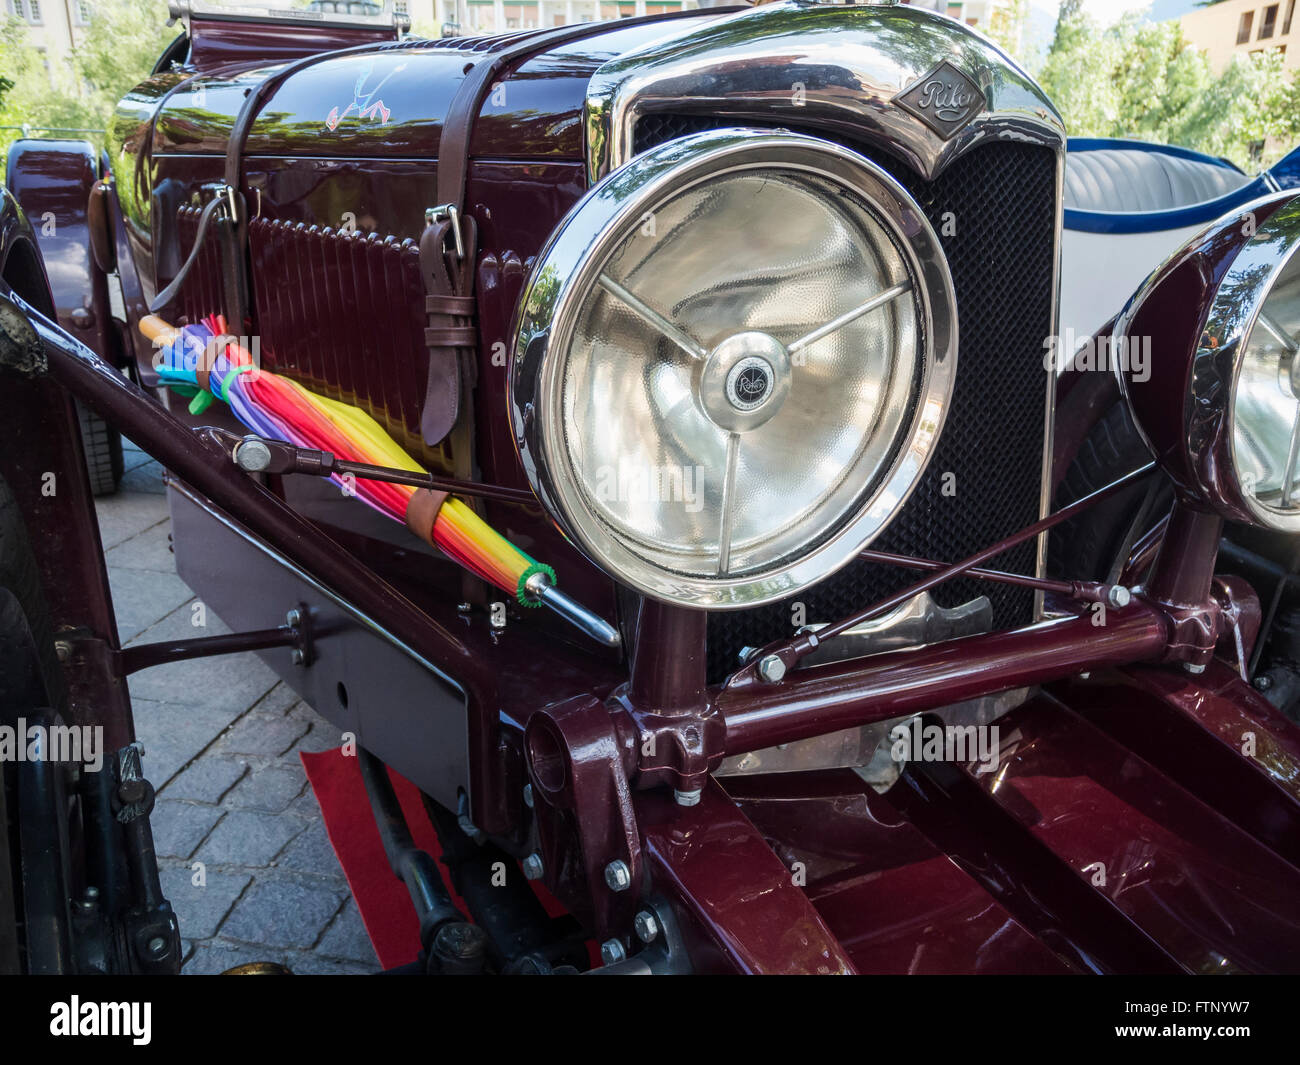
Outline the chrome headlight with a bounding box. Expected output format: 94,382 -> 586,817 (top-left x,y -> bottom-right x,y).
1116,193 -> 1300,532
511,129 -> 958,607
1229,210 -> 1300,528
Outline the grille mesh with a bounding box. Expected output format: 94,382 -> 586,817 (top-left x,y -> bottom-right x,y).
632,116 -> 1058,681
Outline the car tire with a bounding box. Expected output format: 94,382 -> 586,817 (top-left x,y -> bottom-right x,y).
0,474 -> 69,973
1049,401 -> 1172,583
76,402 -> 124,497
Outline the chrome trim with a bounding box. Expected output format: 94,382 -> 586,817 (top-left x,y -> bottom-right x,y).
1035,149 -> 1066,618
801,590 -> 992,664
512,127 -> 958,609
584,0 -> 1065,184
584,0 -> 1065,613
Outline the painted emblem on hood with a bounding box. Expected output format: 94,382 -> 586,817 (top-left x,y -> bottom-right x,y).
326,61 -> 407,131
893,60 -> 986,140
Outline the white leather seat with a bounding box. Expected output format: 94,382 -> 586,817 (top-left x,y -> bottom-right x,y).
1065,147 -> 1251,214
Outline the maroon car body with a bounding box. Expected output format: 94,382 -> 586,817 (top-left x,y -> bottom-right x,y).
2,0 -> 1299,975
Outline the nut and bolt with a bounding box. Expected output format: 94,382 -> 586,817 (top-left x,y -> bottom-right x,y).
434,922 -> 487,960
235,437 -> 273,472
117,778 -> 147,805
1106,585 -> 1132,609
286,608 -> 302,627
603,859 -> 632,893
633,910 -> 660,943
54,639 -> 73,664
521,853 -> 544,880
673,787 -> 702,807
757,654 -> 786,683
146,936 -> 168,957
600,939 -> 627,965
1254,674 -> 1273,692
290,648 -> 305,666
1184,661 -> 1207,675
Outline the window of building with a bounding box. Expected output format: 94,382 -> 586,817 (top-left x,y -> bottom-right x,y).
8,0 -> 24,17
1284,0 -> 1295,34
946,2 -> 962,17
394,0 -> 408,12
76,0 -> 91,22
28,0 -> 41,21
1238,10 -> 1254,43
1260,3 -> 1279,38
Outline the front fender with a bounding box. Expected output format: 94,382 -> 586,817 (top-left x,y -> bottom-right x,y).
5,140 -> 125,369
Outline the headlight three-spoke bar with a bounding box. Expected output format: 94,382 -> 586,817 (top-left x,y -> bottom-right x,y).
595,273 -> 915,576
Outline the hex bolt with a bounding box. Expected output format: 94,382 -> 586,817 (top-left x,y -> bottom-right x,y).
1255,674 -> 1273,691
235,437 -> 273,472
633,910 -> 659,943
1106,585 -> 1131,608
1184,661 -> 1207,674
146,936 -> 167,957
600,939 -> 627,965
434,922 -> 487,961
290,648 -> 305,666
522,853 -> 544,880
604,859 -> 632,893
117,778 -> 147,805
286,608 -> 302,628
757,654 -> 786,683
673,788 -> 702,807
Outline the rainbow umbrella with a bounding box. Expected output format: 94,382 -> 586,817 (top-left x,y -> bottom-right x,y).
140,314 -> 616,646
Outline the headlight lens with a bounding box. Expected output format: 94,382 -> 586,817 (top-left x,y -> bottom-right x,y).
1232,247 -> 1300,523
512,129 -> 957,607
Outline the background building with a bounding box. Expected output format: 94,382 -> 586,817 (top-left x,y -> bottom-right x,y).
1180,0 -> 1298,73
390,0 -> 696,35
5,0 -> 93,66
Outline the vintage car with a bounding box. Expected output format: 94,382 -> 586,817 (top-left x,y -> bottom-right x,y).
2,0 -> 1300,976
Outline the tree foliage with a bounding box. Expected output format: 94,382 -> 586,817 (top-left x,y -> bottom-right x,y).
1037,2 -> 1300,168
0,0 -> 174,177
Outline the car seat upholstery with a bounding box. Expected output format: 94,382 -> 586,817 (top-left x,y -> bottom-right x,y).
1064,147 -> 1251,213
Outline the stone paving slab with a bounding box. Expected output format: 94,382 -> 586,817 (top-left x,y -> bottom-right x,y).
99,445 -> 373,974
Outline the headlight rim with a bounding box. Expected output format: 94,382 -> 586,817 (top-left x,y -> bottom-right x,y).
1114,191 -> 1300,534
511,126 -> 959,609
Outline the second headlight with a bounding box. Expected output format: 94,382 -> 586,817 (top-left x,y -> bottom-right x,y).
511,128 -> 958,608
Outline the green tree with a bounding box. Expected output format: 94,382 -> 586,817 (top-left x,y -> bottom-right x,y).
73,0 -> 177,119
987,0 -> 1029,60
1037,3 -> 1300,169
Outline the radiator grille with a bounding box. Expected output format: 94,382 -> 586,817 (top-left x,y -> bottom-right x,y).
633,117 -> 1058,681
171,211 -> 440,466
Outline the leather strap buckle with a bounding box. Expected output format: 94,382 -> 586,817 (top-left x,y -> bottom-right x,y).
426,203 -> 464,260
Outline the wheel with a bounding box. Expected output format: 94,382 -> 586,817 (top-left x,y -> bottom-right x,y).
76,402 -> 123,497
1049,401 -> 1172,583
0,474 -> 71,973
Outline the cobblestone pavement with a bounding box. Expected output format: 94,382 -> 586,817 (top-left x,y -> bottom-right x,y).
97,439 -> 380,974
